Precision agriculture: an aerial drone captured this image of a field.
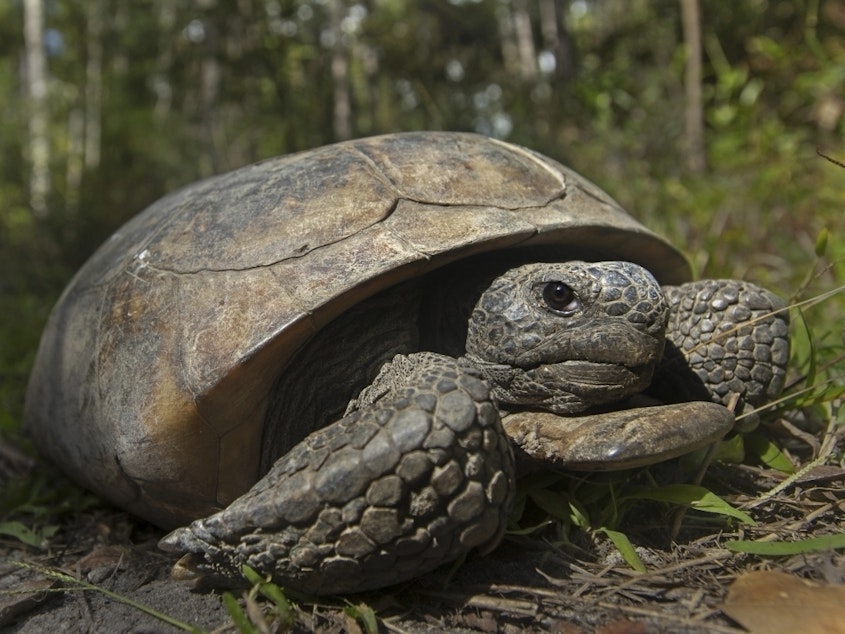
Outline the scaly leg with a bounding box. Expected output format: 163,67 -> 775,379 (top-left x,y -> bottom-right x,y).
653,279 -> 790,430
159,353 -> 514,595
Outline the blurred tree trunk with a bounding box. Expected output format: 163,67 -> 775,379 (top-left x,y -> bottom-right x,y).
331,0 -> 352,140
84,0 -> 104,171
360,42 -> 379,133
513,0 -> 537,79
680,0 -> 706,173
200,16 -> 222,174
153,1 -> 176,119
23,0 -> 50,219
66,108 -> 83,218
497,5 -> 520,76
539,0 -> 576,81
66,2 -> 102,218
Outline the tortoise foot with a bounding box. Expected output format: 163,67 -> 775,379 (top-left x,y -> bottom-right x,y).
159,353 -> 515,595
656,280 -> 790,430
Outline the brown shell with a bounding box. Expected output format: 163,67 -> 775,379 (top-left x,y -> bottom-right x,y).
24,132 -> 690,528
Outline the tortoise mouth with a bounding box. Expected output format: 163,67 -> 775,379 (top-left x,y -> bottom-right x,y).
483,357 -> 659,417
527,359 -> 656,413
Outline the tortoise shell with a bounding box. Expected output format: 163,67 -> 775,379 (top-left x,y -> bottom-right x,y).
24,132 -> 690,528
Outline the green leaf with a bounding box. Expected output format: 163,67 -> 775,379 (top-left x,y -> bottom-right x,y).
679,434 -> 745,472
257,581 -> 293,622
0,520 -> 55,548
715,434 -> 747,464
725,533 -> 845,555
744,431 -> 795,473
815,227 -> 829,258
221,592 -> 256,634
598,528 -> 646,572
344,602 -> 379,634
239,565 -> 295,626
529,488 -> 573,524
625,484 -> 755,524
240,565 -> 264,586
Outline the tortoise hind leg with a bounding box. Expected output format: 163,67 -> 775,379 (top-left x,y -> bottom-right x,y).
159,352 -> 514,595
651,280 -> 790,430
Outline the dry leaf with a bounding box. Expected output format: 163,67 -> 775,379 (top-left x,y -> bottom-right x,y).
74,545 -> 128,572
722,570 -> 845,633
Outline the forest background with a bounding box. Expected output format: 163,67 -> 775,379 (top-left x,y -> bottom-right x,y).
2,0 -> 844,450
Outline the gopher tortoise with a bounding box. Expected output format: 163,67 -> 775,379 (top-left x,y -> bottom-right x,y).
25,132 -> 790,595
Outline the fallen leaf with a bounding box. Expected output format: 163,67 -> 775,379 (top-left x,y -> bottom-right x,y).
722,570 -> 845,633
73,545 -> 128,573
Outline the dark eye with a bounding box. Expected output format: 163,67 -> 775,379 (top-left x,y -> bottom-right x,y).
542,282 -> 579,313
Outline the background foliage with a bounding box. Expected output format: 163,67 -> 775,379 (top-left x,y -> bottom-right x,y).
2,0 -> 844,440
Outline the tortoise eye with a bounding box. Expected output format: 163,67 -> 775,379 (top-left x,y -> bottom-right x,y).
542,282 -> 579,313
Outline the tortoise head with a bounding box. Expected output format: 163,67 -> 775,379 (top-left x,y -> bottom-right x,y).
465,261 -> 669,414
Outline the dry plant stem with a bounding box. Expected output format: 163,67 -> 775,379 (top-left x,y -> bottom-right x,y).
529,552 -> 744,633
816,148 -> 845,169
382,619 -> 418,634
818,401 -> 842,457
590,601 -> 745,634
789,281 -> 845,313
554,551 -> 734,588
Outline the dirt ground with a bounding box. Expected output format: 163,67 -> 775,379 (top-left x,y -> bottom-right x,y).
3,447 -> 844,634
2,506 -> 742,634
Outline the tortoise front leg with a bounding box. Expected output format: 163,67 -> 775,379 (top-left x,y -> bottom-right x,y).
652,280 -> 790,430
159,353 -> 514,595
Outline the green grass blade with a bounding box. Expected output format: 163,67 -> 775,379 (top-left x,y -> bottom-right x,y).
344,602 -> 379,634
625,484 -> 755,524
795,306 -> 818,388
814,227 -> 829,258
239,565 -> 295,627
221,592 -> 257,634
258,582 -> 290,610
725,533 -> 845,555
240,565 -> 264,586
